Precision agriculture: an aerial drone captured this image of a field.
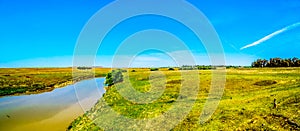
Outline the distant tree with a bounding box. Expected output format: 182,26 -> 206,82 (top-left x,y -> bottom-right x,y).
180,65 -> 197,70
150,68 -> 159,71
179,65 -> 218,70
292,57 -> 299,67
77,66 -> 92,70
168,68 -> 175,71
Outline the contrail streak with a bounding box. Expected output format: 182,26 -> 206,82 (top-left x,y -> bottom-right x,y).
240,22 -> 300,50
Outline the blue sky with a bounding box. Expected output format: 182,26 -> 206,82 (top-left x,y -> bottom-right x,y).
1,0 -> 300,67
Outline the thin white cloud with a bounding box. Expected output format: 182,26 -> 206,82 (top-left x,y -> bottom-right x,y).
240,22 -> 300,50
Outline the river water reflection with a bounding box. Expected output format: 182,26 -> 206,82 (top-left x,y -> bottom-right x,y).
0,78 -> 105,131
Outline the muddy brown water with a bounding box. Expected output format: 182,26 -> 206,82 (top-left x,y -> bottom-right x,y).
0,78 -> 105,131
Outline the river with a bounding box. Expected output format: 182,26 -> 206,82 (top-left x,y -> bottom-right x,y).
0,78 -> 105,131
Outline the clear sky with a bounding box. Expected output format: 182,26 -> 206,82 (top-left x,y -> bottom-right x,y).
1,0 -> 300,67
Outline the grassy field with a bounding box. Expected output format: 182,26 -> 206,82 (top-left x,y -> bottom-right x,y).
68,68 -> 300,130
0,68 -> 110,96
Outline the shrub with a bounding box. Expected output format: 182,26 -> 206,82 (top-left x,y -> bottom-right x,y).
150,68 -> 159,71
254,80 -> 277,86
77,66 -> 92,70
111,70 -> 123,83
168,68 -> 175,71
104,73 -> 114,86
104,70 -> 123,86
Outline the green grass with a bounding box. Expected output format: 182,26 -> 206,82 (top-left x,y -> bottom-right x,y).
69,68 -> 300,130
0,68 -> 110,96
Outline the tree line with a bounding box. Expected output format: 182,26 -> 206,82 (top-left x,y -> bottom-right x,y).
179,65 -> 217,70
252,57 -> 300,67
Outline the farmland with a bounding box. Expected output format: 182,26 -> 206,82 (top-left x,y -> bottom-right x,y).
68,68 -> 300,130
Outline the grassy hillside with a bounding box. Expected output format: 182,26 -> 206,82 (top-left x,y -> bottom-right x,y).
0,68 -> 110,96
68,68 -> 300,130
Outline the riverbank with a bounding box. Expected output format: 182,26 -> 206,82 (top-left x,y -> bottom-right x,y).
0,68 -> 110,97
68,68 -> 300,130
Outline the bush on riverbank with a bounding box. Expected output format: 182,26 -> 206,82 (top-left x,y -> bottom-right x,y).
104,69 -> 124,86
